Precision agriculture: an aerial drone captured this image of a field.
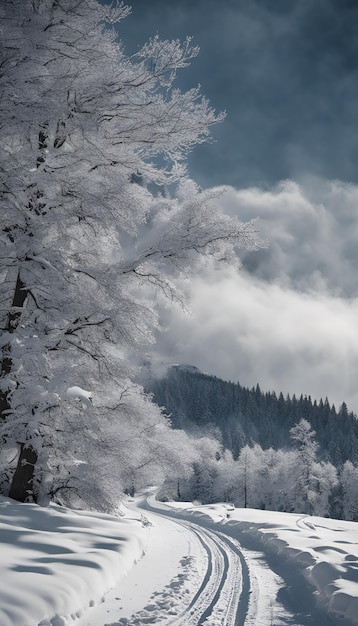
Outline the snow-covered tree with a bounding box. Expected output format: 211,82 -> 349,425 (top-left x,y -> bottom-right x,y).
220,439 -> 338,516
0,0 -> 260,507
181,436 -> 223,504
211,448 -> 240,504
289,419 -> 337,515
341,461 -> 358,521
289,419 -> 319,514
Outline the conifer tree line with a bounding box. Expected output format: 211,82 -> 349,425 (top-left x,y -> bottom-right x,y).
148,366 -> 358,520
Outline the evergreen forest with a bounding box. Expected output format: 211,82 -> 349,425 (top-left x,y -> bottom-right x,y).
147,365 -> 358,519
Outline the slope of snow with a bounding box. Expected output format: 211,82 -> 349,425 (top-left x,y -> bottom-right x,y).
153,498 -> 358,625
0,496 -> 148,626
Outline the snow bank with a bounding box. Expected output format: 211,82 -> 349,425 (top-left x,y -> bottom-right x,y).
0,497 -> 148,626
154,499 -> 358,625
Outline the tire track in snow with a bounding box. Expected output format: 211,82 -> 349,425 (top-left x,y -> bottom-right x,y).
194,528 -> 230,625
214,530 -> 251,626
163,519 -> 249,626
171,522 -> 228,626
140,498 -> 258,626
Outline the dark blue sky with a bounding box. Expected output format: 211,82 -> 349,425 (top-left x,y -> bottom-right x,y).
118,0 -> 358,189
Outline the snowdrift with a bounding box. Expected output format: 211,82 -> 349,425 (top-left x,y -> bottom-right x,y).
153,498 -> 358,625
0,497 -> 148,626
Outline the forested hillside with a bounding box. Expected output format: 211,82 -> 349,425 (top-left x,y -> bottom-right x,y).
145,365 -> 358,519
148,365 -> 358,467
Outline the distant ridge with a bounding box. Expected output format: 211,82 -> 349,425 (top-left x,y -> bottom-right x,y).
170,364 -> 203,374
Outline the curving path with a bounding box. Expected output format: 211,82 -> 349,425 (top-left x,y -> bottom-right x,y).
77,497 -> 292,626
139,498 -> 282,626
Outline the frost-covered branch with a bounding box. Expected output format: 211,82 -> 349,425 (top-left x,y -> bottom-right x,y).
0,0 -> 262,508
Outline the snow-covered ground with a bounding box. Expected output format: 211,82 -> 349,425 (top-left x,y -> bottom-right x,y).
0,494 -> 357,625
0,496 -> 147,626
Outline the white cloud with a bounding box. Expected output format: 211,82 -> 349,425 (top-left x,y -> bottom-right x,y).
152,179 -> 358,414
214,179 -> 358,296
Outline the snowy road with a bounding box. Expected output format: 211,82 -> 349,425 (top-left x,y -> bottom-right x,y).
78,504 -> 251,625
78,498 -> 302,626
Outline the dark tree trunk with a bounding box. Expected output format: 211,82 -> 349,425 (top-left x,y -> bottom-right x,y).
1,272 -> 39,502
0,272 -> 27,380
0,272 -> 28,419
8,444 -> 37,502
